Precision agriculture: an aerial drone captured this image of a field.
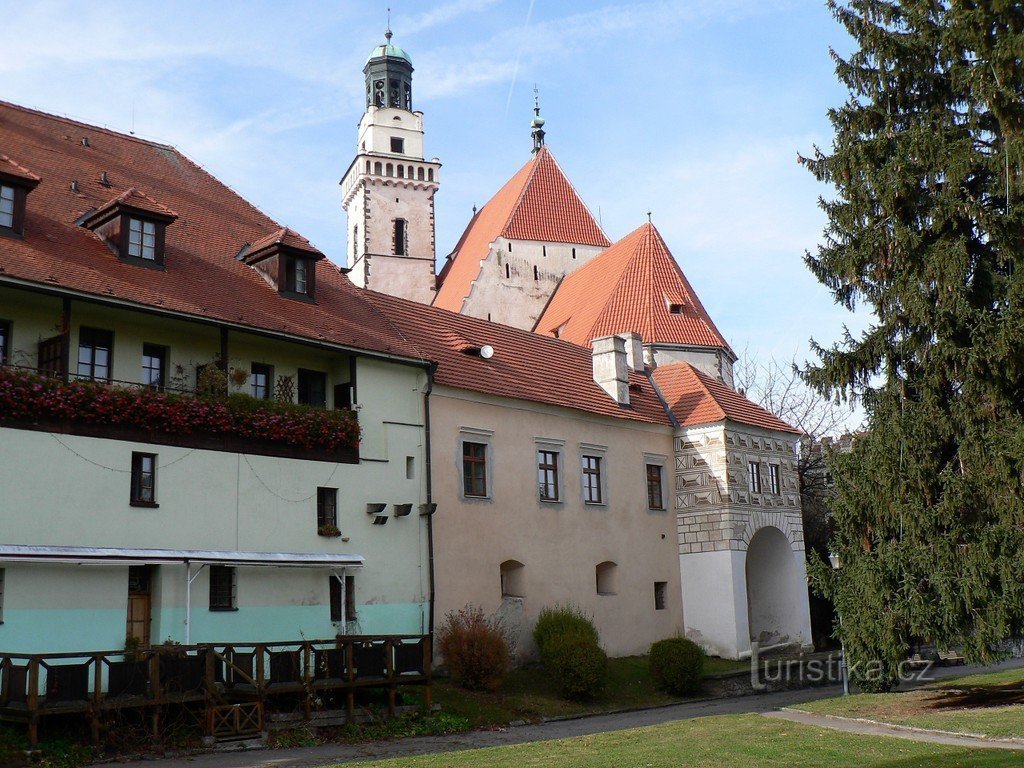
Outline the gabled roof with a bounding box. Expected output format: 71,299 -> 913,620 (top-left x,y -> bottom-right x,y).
433,146 -> 610,312
246,227 -> 324,259
0,153 -> 41,184
81,186 -> 178,228
652,362 -> 799,434
0,100 -> 419,361
535,222 -> 733,355
365,289 -> 671,425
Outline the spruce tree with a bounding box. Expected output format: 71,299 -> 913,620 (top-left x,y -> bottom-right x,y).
801,0 -> 1024,685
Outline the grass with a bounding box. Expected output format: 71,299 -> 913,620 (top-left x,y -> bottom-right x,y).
341,713 -> 1024,767
794,667 -> 1024,739
431,654 -> 748,728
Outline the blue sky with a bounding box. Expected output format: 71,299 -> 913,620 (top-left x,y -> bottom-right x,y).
1,0 -> 867,373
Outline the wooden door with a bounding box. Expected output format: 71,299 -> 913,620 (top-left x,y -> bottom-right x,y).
127,566 -> 152,647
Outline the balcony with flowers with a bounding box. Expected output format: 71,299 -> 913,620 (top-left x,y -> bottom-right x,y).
0,364 -> 360,463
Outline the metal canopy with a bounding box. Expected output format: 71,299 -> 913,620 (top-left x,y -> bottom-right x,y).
0,545 -> 364,568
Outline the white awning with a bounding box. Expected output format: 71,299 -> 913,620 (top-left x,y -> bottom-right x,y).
0,545 -> 364,568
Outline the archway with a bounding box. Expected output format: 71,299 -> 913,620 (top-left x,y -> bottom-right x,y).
745,526 -> 803,646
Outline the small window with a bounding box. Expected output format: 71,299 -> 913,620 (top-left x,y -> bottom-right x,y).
386,163 -> 394,177
127,217 -> 158,261
596,561 -> 617,595
537,449 -> 560,502
374,161 -> 383,175
330,576 -> 343,622
427,168 -> 434,182
646,464 -> 665,510
352,225 -> 359,256
209,566 -> 237,611
397,165 -> 405,178
463,442 -> 487,497
393,219 -> 407,256
141,343 -> 167,390
769,464 -> 781,495
668,303 -> 684,314
542,245 -> 547,257
0,320 -> 10,365
406,456 -> 415,480
582,455 -> 603,504
77,327 -> 113,381
572,247 -> 577,260
508,242 -> 512,253
391,136 -> 405,153
250,363 -> 272,400
654,581 -> 667,610
0,185 -> 15,230
130,452 -> 157,506
748,461 -> 762,494
345,574 -> 356,622
533,265 -> 539,281
417,167 -> 424,180
297,368 -> 327,408
317,487 -> 338,528
505,264 -> 510,279
284,256 -> 312,296
500,560 -> 525,598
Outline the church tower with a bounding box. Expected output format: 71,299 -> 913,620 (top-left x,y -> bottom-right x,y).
341,29 -> 440,303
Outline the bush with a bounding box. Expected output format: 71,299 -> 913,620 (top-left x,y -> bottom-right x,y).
533,604 -> 599,656
649,637 -> 705,696
542,632 -> 608,700
437,606 -> 510,691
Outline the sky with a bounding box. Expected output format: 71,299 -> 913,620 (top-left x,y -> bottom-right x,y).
0,0 -> 870,381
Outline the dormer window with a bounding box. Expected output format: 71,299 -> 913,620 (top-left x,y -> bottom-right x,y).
80,187 -> 176,267
0,154 -> 42,237
0,185 -> 15,229
669,303 -> 684,315
285,256 -> 312,295
241,227 -> 325,302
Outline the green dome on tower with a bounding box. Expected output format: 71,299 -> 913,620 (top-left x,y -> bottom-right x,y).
366,42 -> 411,66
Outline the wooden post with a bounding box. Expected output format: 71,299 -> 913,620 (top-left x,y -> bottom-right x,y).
302,642 -> 312,720
386,639 -> 396,716
27,658 -> 39,747
345,641 -> 354,723
423,636 -> 432,710
150,651 -> 162,739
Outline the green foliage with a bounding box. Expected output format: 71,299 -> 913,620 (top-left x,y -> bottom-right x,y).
437,606 -> 511,691
532,604 -> 599,656
541,632 -> 608,701
648,637 -> 705,696
801,1 -> 1024,676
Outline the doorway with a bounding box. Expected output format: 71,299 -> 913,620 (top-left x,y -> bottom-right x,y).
127,565 -> 153,647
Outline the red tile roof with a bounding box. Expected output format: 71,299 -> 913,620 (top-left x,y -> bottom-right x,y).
247,227 -> 324,259
365,289 -> 671,425
0,153 -> 41,184
82,186 -> 178,227
0,100 -> 419,360
535,222 -> 734,355
433,146 -> 610,312
652,362 -> 800,434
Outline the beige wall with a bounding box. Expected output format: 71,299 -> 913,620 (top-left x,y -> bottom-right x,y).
430,385 -> 682,659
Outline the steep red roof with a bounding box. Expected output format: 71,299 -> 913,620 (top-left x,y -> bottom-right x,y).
652,362 -> 799,434
535,222 -> 733,355
365,290 -> 670,425
433,146 -> 609,312
0,100 -> 418,360
247,227 -> 323,258
0,153 -> 41,184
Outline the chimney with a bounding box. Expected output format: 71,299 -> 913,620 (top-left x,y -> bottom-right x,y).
592,335 -> 630,405
616,332 -> 644,371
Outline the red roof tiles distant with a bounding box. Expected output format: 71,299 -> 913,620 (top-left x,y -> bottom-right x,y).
0,153 -> 41,184
433,147 -> 610,312
652,362 -> 800,434
82,186 -> 178,227
247,227 -> 324,259
366,289 -> 670,425
536,222 -> 733,355
0,100 -> 418,361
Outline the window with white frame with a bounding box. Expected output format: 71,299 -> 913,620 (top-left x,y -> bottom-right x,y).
127,217 -> 157,261
538,449 -> 560,501
748,461 -> 762,494
769,464 -> 781,495
459,427 -> 493,499
582,455 -> 603,504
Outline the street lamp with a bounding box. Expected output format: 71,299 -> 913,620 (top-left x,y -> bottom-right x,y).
829,551 -> 850,696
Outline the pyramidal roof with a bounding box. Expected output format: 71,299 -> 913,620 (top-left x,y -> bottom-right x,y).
535,222 -> 733,355
433,146 -> 610,312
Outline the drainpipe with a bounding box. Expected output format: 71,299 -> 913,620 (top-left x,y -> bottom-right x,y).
424,363 -> 437,638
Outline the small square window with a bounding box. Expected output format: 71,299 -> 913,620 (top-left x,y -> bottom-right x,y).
463,442 -> 487,497
646,464 -> 665,510
654,581 -> 667,611
317,487 -> 338,528
538,449 -> 560,502
748,461 -> 762,494
209,566 -> 236,611
390,137 -> 405,154
0,320 -> 10,365
769,464 -> 781,495
130,452 -> 157,506
141,344 -> 167,390
251,363 -> 273,400
668,303 -> 684,314
582,455 -> 603,504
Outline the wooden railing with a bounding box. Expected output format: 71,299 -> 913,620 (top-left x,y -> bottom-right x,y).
0,635 -> 431,746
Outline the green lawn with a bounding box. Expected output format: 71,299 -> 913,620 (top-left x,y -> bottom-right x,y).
430,655 -> 748,728
794,668 -> 1024,739
343,713 -> 1024,768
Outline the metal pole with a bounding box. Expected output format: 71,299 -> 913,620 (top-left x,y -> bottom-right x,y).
838,610 -> 849,695
185,561 -> 192,645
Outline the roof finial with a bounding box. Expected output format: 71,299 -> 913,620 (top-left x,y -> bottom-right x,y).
531,84 -> 546,154
385,7 -> 392,42
647,210 -> 652,223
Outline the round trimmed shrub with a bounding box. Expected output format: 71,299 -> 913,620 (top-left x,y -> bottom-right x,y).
649,637 -> 705,696
543,632 -> 608,700
532,604 -> 599,656
437,606 -> 510,691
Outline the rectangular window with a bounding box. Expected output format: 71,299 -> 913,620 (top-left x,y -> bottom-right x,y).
0,320 -> 10,365
0,185 -> 15,229
748,461 -> 762,494
329,576 -> 342,622
463,442 -> 487,497
345,574 -> 356,622
646,464 -> 665,510
390,137 -> 405,153
538,449 -> 560,502
77,327 -> 113,381
127,217 -> 157,260
769,464 -> 781,495
130,452 -> 157,505
209,566 -> 236,611
141,344 -> 166,390
393,219 -> 407,256
654,581 -> 667,611
297,368 -> 327,407
284,257 -> 312,296
582,455 -> 603,504
250,363 -> 272,400
317,487 -> 338,528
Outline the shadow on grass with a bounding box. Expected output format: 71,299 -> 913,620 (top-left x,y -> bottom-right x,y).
926,681 -> 1024,711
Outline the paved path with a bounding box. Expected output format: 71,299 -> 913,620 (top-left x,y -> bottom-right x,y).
102,658 -> 1024,768
764,709 -> 1024,751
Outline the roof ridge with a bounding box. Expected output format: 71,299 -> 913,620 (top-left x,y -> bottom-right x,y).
0,98 -> 175,151
538,147 -> 609,243
499,148 -> 545,235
